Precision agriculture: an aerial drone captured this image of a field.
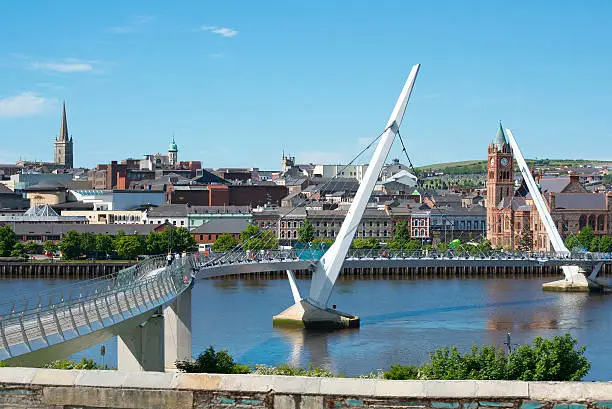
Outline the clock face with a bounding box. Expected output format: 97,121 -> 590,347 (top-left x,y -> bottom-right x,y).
490,158 -> 495,167
500,157 -> 509,167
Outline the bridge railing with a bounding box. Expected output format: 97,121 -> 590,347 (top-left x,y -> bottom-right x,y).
0,254 -> 194,359
190,248 -> 612,270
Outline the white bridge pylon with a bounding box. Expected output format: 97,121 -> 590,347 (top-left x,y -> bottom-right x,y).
304,64 -> 421,308
505,129 -> 602,288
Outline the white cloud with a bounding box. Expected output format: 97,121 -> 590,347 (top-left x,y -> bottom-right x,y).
31,60 -> 93,73
0,93 -> 53,118
199,25 -> 238,37
110,15 -> 154,34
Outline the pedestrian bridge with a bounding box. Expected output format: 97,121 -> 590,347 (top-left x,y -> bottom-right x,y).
0,255 -> 194,370
193,248 -> 612,279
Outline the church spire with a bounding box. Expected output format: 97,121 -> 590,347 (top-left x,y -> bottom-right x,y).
59,101 -> 68,141
495,122 -> 507,149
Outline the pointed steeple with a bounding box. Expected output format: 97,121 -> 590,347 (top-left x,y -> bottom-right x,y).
495,122 -> 507,148
59,101 -> 68,141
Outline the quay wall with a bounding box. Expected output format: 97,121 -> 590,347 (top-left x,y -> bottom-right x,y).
213,263 -> 612,280
0,261 -> 135,279
0,368 -> 612,408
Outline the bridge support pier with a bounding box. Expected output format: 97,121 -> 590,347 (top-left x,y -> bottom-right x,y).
163,285 -> 192,371
542,265 -> 605,292
117,308 -> 164,372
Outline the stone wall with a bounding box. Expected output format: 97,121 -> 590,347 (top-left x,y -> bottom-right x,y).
1,367 -> 612,409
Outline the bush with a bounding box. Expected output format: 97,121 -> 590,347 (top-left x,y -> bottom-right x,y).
383,364 -> 419,380
0,361 -> 7,367
387,333 -> 590,381
252,363 -> 335,377
44,358 -> 108,370
176,346 -> 249,374
506,333 -> 590,381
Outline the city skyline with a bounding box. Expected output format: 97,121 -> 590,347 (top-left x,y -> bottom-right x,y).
1,1 -> 612,169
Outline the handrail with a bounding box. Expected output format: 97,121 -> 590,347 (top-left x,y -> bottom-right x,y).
0,254 -> 194,359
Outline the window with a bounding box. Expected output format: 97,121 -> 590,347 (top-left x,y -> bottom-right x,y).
208,234 -> 212,240
281,231 -> 285,238
199,234 -> 203,240
180,220 -> 184,226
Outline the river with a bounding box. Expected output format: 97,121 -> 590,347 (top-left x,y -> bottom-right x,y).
1,276 -> 611,380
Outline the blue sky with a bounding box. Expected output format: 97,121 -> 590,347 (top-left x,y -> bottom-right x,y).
1,1 -> 611,169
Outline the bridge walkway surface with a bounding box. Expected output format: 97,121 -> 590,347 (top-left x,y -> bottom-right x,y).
0,255 -> 193,366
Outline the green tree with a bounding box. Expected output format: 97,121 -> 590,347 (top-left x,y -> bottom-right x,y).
393,220 -> 411,242
42,240 -> 58,254
404,239 -> 422,251
211,233 -> 239,251
168,227 -> 197,252
145,232 -> 167,255
599,236 -> 612,252
0,225 -> 17,257
576,226 -> 594,249
80,232 -> 96,257
240,225 -> 278,250
10,242 -> 25,258
589,237 -> 601,252
23,241 -> 39,255
240,224 -> 261,244
114,235 -> 143,260
517,226 -> 533,251
95,234 -> 114,257
58,230 -> 81,260
565,235 -> 582,251
176,346 -> 249,374
297,219 -> 315,243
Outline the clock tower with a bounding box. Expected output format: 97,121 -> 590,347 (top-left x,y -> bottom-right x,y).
486,123 -> 514,242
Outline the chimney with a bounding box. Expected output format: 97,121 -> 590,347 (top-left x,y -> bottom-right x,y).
549,192 -> 556,210
569,171 -> 579,184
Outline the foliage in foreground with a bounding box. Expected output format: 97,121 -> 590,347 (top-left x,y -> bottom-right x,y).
43,358 -> 109,370
386,333 -> 590,381
252,363 -> 334,377
176,346 -> 249,374
0,361 -> 7,368
176,334 -> 589,381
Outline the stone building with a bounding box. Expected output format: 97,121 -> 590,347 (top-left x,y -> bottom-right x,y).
486,124 -> 612,250
53,102 -> 74,169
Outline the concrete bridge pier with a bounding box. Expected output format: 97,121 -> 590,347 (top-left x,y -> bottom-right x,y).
117,307 -> 164,372
163,285 -> 192,371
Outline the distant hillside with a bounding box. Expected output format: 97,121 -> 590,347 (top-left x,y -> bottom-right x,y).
416,159 -> 610,176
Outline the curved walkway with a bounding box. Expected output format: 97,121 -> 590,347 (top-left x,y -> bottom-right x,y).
0,255 -> 193,366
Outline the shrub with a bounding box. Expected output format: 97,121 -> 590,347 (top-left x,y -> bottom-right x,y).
0,361 -> 7,367
391,333 -> 590,381
506,333 -> 590,381
44,358 -> 108,370
176,346 -> 249,374
252,363 -> 334,377
383,364 -> 419,380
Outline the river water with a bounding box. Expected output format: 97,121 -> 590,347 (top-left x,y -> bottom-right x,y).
1,276 -> 611,380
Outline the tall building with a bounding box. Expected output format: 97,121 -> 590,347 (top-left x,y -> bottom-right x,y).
486,123 -> 612,250
53,102 -> 74,168
168,136 -> 178,166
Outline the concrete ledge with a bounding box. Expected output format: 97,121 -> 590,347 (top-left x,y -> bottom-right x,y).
1,368 -> 612,405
